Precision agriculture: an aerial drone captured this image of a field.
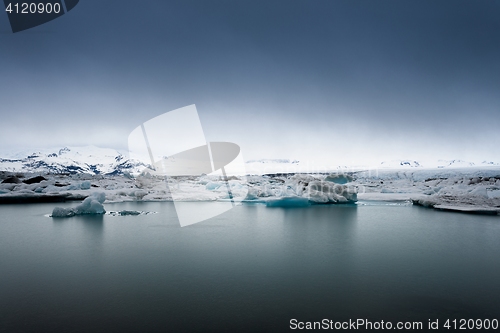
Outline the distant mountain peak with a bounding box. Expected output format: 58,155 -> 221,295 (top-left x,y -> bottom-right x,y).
1,147 -> 498,174
59,147 -> 71,155
0,146 -> 145,175
246,159 -> 299,164
380,160 -> 422,168
436,159 -> 475,168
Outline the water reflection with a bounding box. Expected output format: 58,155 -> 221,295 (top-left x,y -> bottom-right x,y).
282,204 -> 358,250
52,214 -> 104,234
2,203 -> 500,332
73,214 -> 104,230
52,214 -> 104,262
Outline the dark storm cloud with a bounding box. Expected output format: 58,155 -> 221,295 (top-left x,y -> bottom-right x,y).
0,0 -> 499,164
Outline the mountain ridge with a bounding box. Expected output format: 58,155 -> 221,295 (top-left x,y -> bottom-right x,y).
0,146 -> 498,175
0,146 -> 146,175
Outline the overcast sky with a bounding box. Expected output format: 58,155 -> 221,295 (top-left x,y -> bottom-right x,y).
1,0 -> 499,166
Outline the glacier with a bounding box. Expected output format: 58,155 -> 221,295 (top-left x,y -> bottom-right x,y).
0,146 -> 499,215
1,166 -> 500,215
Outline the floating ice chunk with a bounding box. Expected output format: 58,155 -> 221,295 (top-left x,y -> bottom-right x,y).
422,187 -> 442,195
285,175 -> 316,195
469,186 -> 488,198
259,186 -> 277,197
434,205 -> 498,215
80,181 -> 91,190
228,180 -> 244,189
42,185 -> 59,193
16,189 -> 35,195
412,198 -> 438,208
324,174 -> 353,184
23,176 -> 47,184
205,182 -> 222,191
307,190 -> 329,203
75,197 -> 106,215
65,181 -> 92,190
1,176 -> 21,184
197,176 -> 210,185
487,189 -> 500,199
134,190 -> 148,200
51,207 -> 76,217
51,192 -> 106,218
0,183 -> 16,191
306,180 -> 357,203
266,197 -> 311,207
469,177 -> 480,185
107,210 -> 156,216
91,192 -> 106,204
244,187 -> 260,200
118,210 -> 141,216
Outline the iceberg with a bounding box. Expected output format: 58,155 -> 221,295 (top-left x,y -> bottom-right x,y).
205,182 -> 222,191
118,210 -> 141,216
106,210 -> 156,216
51,207 -> 77,217
51,192 -> 106,218
266,197 -> 311,207
306,180 -> 357,203
238,174 -> 358,205
324,174 -> 353,184
3,159 -> 497,216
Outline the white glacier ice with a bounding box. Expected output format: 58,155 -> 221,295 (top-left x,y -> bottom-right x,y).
2,156 -> 499,216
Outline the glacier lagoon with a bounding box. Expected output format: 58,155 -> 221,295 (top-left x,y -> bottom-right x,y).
1,201 -> 499,332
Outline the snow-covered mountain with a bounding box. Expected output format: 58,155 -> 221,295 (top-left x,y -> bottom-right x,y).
379,160 -> 422,168
0,146 -> 147,175
0,146 -> 498,175
379,159 -> 499,169
435,159 -> 477,168
246,159 -> 300,164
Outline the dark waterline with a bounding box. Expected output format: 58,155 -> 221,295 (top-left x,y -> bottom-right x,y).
1,202 -> 499,332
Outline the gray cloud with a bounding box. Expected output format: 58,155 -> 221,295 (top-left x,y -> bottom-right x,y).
1,0 -> 499,164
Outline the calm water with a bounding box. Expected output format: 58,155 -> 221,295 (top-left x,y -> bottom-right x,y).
0,202 -> 499,332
